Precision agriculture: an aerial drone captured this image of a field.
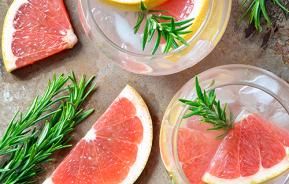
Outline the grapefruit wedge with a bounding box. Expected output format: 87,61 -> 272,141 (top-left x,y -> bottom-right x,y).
43,85 -> 152,184
178,117 -> 223,184
203,114 -> 289,184
2,0 -> 78,72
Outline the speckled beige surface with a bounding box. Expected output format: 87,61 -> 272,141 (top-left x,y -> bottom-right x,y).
0,0 -> 288,183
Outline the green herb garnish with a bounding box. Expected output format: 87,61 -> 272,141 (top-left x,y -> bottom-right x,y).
0,74 -> 69,156
0,73 -> 95,184
134,1 -> 194,54
241,0 -> 289,31
179,77 -> 233,132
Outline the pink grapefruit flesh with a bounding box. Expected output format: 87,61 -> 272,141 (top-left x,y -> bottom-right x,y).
43,85 -> 152,184
178,117 -> 223,184
203,114 -> 289,184
2,0 -> 78,72
154,0 -> 194,20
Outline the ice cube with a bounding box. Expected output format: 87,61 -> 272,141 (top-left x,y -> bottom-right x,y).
114,14 -> 141,50
239,75 -> 279,106
269,109 -> 289,129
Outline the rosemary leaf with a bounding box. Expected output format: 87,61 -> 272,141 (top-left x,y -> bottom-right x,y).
241,0 -> 289,31
0,75 -> 69,156
179,77 -> 233,132
134,1 -> 194,54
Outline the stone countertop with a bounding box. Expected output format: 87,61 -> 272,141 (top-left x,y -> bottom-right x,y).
0,1 -> 288,183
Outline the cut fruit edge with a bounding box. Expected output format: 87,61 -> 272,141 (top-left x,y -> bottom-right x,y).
203,111 -> 289,184
43,85 -> 153,184
2,0 -> 78,72
203,152 -> 289,184
114,85 -> 153,184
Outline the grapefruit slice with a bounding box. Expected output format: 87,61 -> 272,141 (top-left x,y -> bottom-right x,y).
100,0 -> 168,11
43,85 -> 152,184
203,114 -> 289,184
155,0 -> 209,40
2,0 -> 78,72
177,117 -> 223,184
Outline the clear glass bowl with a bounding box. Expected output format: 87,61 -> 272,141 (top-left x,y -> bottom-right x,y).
160,64 -> 289,183
77,0 -> 232,75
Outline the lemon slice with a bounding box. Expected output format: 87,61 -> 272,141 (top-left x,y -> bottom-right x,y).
101,0 -> 168,11
182,0 -> 210,41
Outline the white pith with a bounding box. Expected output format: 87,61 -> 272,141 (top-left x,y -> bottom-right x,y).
62,29 -> 78,48
42,177 -> 53,184
83,128 -> 96,142
2,0 -> 78,72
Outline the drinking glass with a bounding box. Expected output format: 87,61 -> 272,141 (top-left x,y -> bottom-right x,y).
160,64 -> 289,183
78,0 -> 232,75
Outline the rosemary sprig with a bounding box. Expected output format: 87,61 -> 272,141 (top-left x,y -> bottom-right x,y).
241,0 -> 289,31
134,1 -> 194,54
0,73 -> 96,184
0,74 -> 69,156
179,77 -> 233,132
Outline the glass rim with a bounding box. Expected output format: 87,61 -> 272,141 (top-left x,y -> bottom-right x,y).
161,64 -> 289,183
83,0 -> 215,57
